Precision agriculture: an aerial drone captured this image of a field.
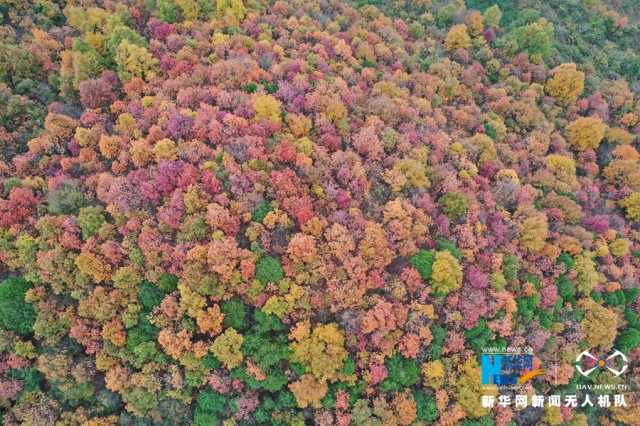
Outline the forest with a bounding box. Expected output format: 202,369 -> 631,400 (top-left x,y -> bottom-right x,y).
0,0 -> 639,425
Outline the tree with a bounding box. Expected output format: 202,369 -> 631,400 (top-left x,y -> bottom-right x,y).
439,192 -> 469,221
566,116 -> 607,151
221,298 -> 247,330
504,18 -> 553,62
422,360 -> 445,389
0,187 -> 38,227
211,328 -> 244,369
431,250 -> 463,295
253,94 -> 282,124
575,253 -> 601,295
483,5 -> 502,28
546,63 -> 584,105
520,214 -> 549,253
380,354 -> 420,392
115,40 -> 158,83
138,281 -> 164,311
78,72 -> 118,109
444,24 -> 471,51
77,206 -> 105,240
457,357 -> 494,418
289,322 -> 347,382
193,390 -> 227,426
580,299 -> 618,349
289,374 -> 328,408
153,138 -> 178,162
410,250 -> 435,281
47,182 -> 86,215
255,256 -> 284,284
392,390 -> 417,426
75,252 -> 111,283
413,390 -> 438,423
235,310 -> 290,392
620,192 -> 640,222
215,0 -> 247,25
0,277 -> 36,335
196,305 -> 224,336
616,328 -> 640,353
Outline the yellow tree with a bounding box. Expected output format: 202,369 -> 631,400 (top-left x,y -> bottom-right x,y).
546,63 -> 584,105
444,24 -> 471,51
620,192 -> 640,221
520,213 -> 549,254
216,0 -> 246,26
457,357 -> 496,418
253,94 -> 282,124
288,374 -> 328,409
579,299 -> 618,349
211,328 -> 244,369
289,321 -> 347,382
566,116 -> 607,151
115,40 -> 158,83
431,250 -> 463,294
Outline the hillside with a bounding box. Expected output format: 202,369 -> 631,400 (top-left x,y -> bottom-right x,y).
0,1 -> 639,425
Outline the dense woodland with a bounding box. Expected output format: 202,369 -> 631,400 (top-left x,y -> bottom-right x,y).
0,0 -> 639,425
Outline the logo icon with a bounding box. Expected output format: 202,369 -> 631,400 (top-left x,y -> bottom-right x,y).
481,353 -> 544,386
575,350 -> 628,377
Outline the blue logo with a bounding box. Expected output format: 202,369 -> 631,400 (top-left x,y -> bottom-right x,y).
481,353 -> 540,385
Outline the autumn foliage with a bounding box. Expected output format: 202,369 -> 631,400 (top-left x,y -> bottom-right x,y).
0,0 -> 639,425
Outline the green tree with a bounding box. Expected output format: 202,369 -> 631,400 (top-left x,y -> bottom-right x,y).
77,206 -> 105,240
439,192 -> 469,221
47,182 -> 86,215
504,18 -> 554,62
194,390 -> 228,426
221,297 -> 248,330
255,256 -> 284,283
616,328 -> 640,353
413,390 -> 438,423
138,281 -> 164,312
380,354 -> 420,392
0,277 -> 36,335
410,249 -> 435,281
